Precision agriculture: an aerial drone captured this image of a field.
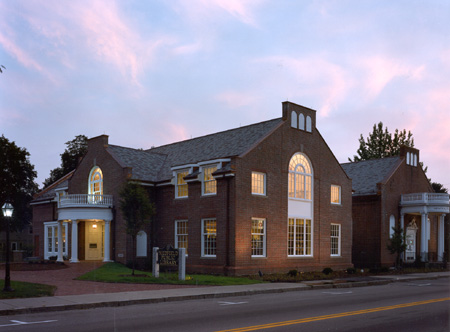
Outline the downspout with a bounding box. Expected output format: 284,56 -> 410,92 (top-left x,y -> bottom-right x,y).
225,175 -> 231,271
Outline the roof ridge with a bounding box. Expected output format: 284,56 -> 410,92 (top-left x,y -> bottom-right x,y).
341,155 -> 400,165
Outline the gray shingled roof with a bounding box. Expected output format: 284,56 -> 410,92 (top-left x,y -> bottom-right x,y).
107,145 -> 167,182
340,157 -> 401,195
109,118 -> 283,182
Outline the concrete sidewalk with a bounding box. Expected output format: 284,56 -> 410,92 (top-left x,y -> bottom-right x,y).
0,271 -> 448,316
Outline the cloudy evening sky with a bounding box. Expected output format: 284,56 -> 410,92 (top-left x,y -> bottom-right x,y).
1,0 -> 449,189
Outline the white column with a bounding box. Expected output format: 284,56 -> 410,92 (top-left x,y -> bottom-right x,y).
420,213 -> 429,262
400,213 -> 405,230
70,220 -> 79,263
57,220 -> 64,262
103,220 -> 112,262
437,214 -> 446,262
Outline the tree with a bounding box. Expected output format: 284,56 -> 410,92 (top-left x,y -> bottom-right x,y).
431,182 -> 448,194
349,122 -> 414,162
0,65 -> 5,73
43,135 -> 88,188
0,135 -> 38,232
119,182 -> 155,275
387,226 -> 407,268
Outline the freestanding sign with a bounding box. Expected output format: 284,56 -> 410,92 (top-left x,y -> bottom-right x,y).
153,245 -> 186,280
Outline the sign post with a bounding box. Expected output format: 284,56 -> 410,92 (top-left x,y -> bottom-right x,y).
153,245 -> 186,280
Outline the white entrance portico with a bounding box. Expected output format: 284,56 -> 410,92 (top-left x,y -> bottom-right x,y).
400,193 -> 449,262
56,194 -> 113,263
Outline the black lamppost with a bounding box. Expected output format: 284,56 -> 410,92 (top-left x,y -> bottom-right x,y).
2,202 -> 14,292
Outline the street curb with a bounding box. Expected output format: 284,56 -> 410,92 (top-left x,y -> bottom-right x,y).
0,275 -> 448,316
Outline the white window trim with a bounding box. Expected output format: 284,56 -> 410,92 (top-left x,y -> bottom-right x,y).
330,223 -> 341,257
251,172 -> 266,196
44,221 -> 68,260
201,218 -> 217,258
175,220 -> 188,256
331,185 -> 341,205
201,165 -> 218,196
88,166 -> 103,196
251,218 -> 266,257
174,169 -> 189,199
288,153 -> 313,202
287,217 -> 313,257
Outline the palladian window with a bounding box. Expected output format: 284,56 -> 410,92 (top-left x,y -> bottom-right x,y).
288,153 -> 312,200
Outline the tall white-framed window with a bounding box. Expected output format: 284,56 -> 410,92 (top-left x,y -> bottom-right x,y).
44,221 -> 68,259
288,153 -> 312,200
306,116 -> 312,132
288,218 -> 312,256
330,223 -> 341,256
202,165 -> 217,195
175,170 -> 189,198
331,185 -> 341,204
299,113 -> 305,130
89,166 -> 103,196
175,220 -> 188,255
201,218 -> 216,257
291,111 -> 298,128
136,231 -> 147,257
251,218 -> 266,257
251,172 -> 266,196
389,215 -> 395,238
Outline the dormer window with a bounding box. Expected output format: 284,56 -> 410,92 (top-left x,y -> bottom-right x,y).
202,165 -> 217,195
89,167 -> 103,196
176,170 -> 189,198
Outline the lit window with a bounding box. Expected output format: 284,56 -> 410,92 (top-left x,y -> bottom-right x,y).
251,218 -> 266,257
288,218 -> 312,256
202,166 -> 217,195
202,219 -> 216,257
44,222 -> 68,259
389,215 -> 395,238
252,172 -> 266,195
288,153 -> 312,200
136,231 -> 147,257
330,224 -> 341,256
176,170 -> 188,198
175,220 -> 188,255
89,167 -> 103,200
331,185 -> 341,204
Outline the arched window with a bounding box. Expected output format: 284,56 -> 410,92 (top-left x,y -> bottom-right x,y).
291,111 -> 298,128
299,113 -> 305,130
136,231 -> 147,257
406,152 -> 410,165
413,154 -> 417,167
89,167 -> 103,196
288,153 -> 312,200
306,116 -> 312,132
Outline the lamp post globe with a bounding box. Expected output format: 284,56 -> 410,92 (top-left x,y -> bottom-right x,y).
2,202 -> 14,292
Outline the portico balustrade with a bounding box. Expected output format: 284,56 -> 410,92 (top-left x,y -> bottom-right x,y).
401,193 -> 449,206
58,194 -> 114,208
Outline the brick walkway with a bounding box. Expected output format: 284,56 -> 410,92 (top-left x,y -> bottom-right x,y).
0,261 -> 202,296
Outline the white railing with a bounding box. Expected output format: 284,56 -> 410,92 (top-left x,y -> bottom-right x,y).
59,194 -> 113,208
401,193 -> 449,205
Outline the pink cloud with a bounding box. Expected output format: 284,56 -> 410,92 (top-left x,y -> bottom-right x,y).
0,32 -> 43,73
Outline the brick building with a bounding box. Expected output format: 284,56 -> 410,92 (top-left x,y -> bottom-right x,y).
341,146 -> 450,268
31,101 -> 353,275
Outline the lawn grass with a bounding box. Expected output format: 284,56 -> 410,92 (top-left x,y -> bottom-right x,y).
76,262 -> 264,286
0,280 -> 56,299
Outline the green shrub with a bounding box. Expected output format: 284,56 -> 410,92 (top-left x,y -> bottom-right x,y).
322,267 -> 333,275
288,269 -> 298,277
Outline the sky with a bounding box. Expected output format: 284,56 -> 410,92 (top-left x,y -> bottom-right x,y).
1,0 -> 449,189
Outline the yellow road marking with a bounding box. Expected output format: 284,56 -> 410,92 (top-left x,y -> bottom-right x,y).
216,297 -> 450,332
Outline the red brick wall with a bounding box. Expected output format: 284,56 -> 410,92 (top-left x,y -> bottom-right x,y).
31,202 -> 57,258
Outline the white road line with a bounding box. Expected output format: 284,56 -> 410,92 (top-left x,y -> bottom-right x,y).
0,320 -> 57,327
218,301 -> 248,306
322,291 -> 353,295
407,283 -> 431,287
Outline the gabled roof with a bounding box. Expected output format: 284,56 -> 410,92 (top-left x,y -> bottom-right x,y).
32,170 -> 74,203
341,157 -> 402,195
109,118 -> 283,182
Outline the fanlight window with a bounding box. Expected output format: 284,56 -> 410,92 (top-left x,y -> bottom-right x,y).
288,153 -> 312,200
89,167 -> 103,196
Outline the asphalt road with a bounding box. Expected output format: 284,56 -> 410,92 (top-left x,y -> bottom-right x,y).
0,278 -> 449,332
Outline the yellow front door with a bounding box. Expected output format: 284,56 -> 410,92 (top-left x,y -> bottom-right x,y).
86,221 -> 104,260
